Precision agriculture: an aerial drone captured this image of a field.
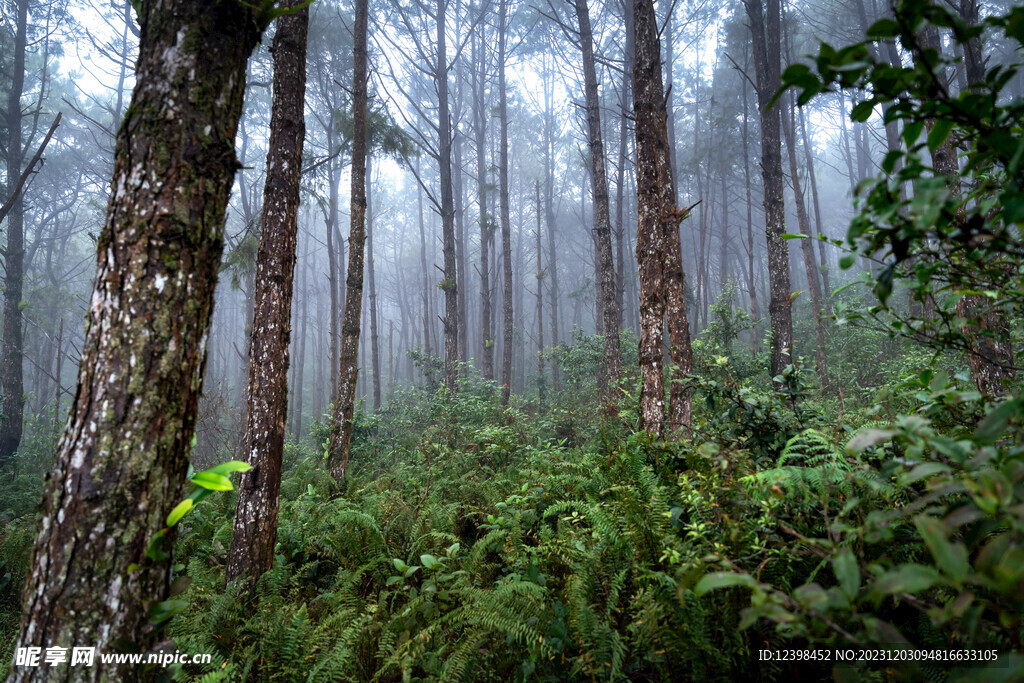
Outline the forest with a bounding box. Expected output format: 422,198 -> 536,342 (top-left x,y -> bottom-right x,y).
1,0 -> 1023,679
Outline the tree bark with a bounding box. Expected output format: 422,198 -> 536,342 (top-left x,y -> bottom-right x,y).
329,0 -> 369,483
435,0 -> 460,393
498,0 -> 514,405
574,0 -> 622,392
782,94 -> 829,392
543,61 -> 561,392
535,181 -> 546,407
741,68 -> 760,356
12,2 -> 261,677
472,28 -> 494,381
634,0 -> 694,436
0,0 -> 29,465
227,0 -> 308,587
743,0 -> 793,379
367,157 -> 382,412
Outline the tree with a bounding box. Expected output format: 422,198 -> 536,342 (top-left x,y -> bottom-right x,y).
227,0 -> 309,587
498,0 -> 514,405
780,91 -> 829,391
330,0 -> 369,483
10,2 -> 264,675
633,0 -> 694,436
437,0 -> 460,392
0,0 -> 29,464
743,0 -> 793,379
573,0 -> 622,393
471,17 -> 494,380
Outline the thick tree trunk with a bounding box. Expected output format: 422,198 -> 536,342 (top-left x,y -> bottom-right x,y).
329,0 -> 369,483
744,0 -> 792,379
0,0 -> 28,465
574,0 -> 622,392
498,0 -> 514,405
227,0 -> 308,586
634,0 -> 693,436
12,2 -> 261,677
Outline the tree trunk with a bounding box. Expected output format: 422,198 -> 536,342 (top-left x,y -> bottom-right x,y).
227,0 -> 308,586
797,105 -> 830,298
293,259 -> 309,438
416,156 -> 433,377
742,71 -> 760,356
473,29 -> 493,381
329,0 -> 369,483
634,0 -> 694,436
12,3 -> 261,676
437,0 -> 459,393
498,0 -> 514,405
574,0 -> 622,392
535,181 -> 546,407
0,0 -> 28,465
781,94 -> 829,392
743,0 -> 792,378
367,157 -> 381,411
543,62 -> 561,392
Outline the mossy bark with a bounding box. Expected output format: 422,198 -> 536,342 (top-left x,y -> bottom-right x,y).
12,2 -> 261,680
227,0 -> 308,587
634,0 -> 694,436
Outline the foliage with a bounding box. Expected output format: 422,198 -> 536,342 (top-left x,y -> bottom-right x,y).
781,0 -> 1024,375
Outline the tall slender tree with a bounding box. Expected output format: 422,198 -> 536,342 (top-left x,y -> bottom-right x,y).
573,0 -> 622,392
226,0 -> 309,586
498,0 -> 514,405
0,0 -> 29,464
743,0 -> 793,378
330,0 -> 370,483
11,2 -> 263,676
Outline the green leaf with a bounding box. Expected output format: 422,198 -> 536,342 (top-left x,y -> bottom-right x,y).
781,233 -> 808,240
695,572 -> 756,596
191,472 -> 234,491
846,428 -> 896,453
871,564 -> 941,597
927,119 -> 955,153
148,599 -> 187,624
974,398 -> 1023,443
850,100 -> 875,122
839,254 -> 857,269
902,120 -> 924,146
205,461 -> 253,476
420,554 -> 441,570
166,499 -> 194,527
866,17 -> 901,38
392,558 -> 408,572
833,548 -> 860,600
915,515 -> 968,583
